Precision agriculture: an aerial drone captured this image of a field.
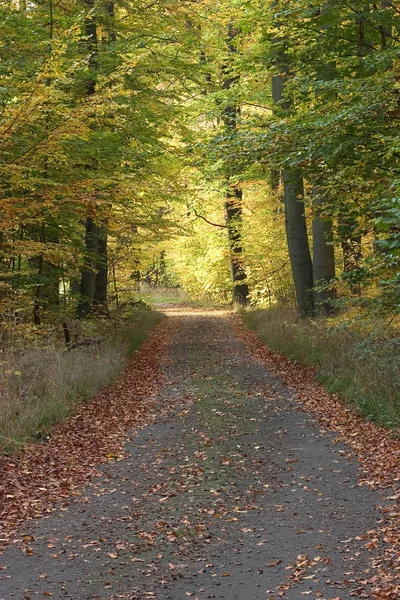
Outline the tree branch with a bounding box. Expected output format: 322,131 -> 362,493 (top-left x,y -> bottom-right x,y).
192,209 -> 227,228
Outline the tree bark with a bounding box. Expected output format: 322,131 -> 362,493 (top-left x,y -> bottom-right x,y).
225,188 -> 249,305
33,255 -> 43,325
271,8 -> 314,316
222,23 -> 249,306
76,0 -> 99,318
282,170 -> 314,316
84,0 -> 98,96
307,2 -> 337,315
91,1 -> 115,316
312,188 -> 336,313
77,217 -> 98,319
93,224 -> 108,314
43,223 -> 60,309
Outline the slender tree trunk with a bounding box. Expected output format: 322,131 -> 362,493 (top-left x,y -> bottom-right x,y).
84,0 -> 98,96
77,0 -> 98,318
271,10 -> 314,316
310,5 -> 336,314
225,188 -> 249,305
77,217 -> 98,319
93,224 -> 108,314
222,23 -> 249,306
111,259 -> 119,309
270,169 -> 281,191
379,0 -> 391,48
342,237 -> 362,275
338,213 -> 362,295
335,3 -> 371,298
282,170 -> 314,316
92,1 -> 115,315
43,224 -> 60,309
312,188 -> 336,313
357,4 -> 374,57
341,235 -> 362,296
33,257 -> 43,325
32,223 -> 46,325
106,2 -> 116,42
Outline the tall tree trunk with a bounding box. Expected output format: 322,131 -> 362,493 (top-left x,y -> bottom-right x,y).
33,258 -> 43,325
222,23 -> 249,306
77,217 -> 98,319
357,4 -> 374,57
84,0 -> 98,96
271,9 -> 314,316
343,239 -> 362,297
32,223 -> 46,325
311,4 -> 336,314
379,0 -> 392,48
225,188 -> 249,305
77,0 -> 98,318
43,223 -> 60,310
93,224 -> 108,314
312,189 -> 336,313
338,213 -> 362,295
106,1 -> 116,42
334,3 -> 371,298
282,170 -> 314,316
91,1 -> 116,316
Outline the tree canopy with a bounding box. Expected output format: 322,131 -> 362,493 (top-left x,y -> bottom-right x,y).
0,0 -> 399,322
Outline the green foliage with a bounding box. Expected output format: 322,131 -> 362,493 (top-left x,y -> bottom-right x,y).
0,0 -> 195,319
1,0 -> 399,327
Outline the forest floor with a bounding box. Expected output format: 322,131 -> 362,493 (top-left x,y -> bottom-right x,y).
0,307 -> 399,600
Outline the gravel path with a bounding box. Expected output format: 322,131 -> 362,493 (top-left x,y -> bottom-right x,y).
0,308 -> 389,600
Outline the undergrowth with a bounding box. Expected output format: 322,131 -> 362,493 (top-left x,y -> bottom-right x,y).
0,308 -> 164,453
243,306 -> 400,431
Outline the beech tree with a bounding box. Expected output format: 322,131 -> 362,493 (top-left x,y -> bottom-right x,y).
222,24 -> 249,306
1,0 -> 399,320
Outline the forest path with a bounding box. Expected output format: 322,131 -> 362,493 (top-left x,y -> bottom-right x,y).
0,307 -> 389,600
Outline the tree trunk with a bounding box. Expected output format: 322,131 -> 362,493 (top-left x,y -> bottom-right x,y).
77,1 -> 98,318
357,4 -> 374,57
91,1 -> 115,316
271,10 -> 314,316
93,225 -> 109,315
106,2 -> 116,42
33,253 -> 43,325
282,170 -> 314,316
309,3 -> 337,314
379,0 -> 391,48
225,188 -> 249,305
77,217 -> 98,319
84,0 -> 98,96
342,238 -> 362,296
222,23 -> 249,306
312,188 -> 336,314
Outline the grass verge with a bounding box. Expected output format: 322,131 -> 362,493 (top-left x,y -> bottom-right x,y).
0,308 -> 165,453
242,306 -> 400,430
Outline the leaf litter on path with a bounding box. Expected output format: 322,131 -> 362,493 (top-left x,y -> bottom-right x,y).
0,308 -> 398,600
0,318 -> 174,546
234,315 -> 400,600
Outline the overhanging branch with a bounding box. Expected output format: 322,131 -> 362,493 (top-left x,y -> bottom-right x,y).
192,209 -> 227,229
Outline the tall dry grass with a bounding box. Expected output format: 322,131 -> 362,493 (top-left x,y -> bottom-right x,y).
0,309 -> 164,452
243,307 -> 400,430
0,344 -> 125,450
